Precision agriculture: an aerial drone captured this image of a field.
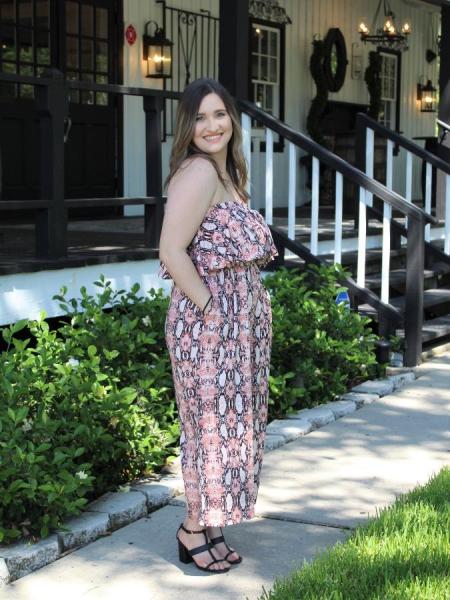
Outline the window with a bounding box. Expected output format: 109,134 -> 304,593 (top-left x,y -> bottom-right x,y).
251,23 -> 280,117
378,49 -> 401,131
0,0 -> 51,99
249,20 -> 285,150
65,1 -> 110,105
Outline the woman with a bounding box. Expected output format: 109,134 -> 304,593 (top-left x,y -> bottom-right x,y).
159,78 -> 277,574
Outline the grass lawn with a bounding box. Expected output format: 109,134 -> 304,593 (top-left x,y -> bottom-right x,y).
260,467 -> 450,600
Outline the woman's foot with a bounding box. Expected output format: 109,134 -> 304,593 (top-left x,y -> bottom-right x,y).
177,523 -> 230,572
206,526 -> 242,564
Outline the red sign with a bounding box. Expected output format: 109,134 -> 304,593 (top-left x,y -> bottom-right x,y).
125,24 -> 137,46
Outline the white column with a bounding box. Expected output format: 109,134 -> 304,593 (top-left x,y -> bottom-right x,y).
445,174 -> 450,255
365,127 -> 374,207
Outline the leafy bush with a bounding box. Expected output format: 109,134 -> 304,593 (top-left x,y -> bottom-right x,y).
265,265 -> 380,419
0,267 -> 379,544
0,279 -> 177,544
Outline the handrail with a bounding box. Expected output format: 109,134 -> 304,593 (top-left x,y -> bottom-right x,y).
238,99 -> 437,225
0,71 -> 182,100
356,112 -> 450,176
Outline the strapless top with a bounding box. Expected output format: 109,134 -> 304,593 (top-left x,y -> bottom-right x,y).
159,201 -> 278,279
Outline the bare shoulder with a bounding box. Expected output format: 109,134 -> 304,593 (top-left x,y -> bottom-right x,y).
175,156 -> 218,185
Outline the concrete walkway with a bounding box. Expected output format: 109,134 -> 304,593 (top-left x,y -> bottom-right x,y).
5,354 -> 450,600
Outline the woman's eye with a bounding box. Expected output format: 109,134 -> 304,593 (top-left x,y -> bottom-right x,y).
196,115 -> 204,121
217,112 -> 226,117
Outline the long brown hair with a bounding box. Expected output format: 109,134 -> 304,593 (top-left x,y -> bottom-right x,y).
166,78 -> 249,201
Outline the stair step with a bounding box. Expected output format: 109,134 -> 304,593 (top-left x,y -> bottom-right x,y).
389,288 -> 450,311
397,315 -> 450,344
365,269 -> 437,290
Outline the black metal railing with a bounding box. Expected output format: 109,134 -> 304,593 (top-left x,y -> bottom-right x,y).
238,99 -> 437,366
0,70 -> 181,261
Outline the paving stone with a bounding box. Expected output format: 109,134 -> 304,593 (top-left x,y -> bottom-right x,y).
341,392 -> 379,407
386,367 -> 415,377
0,558 -> 9,586
87,490 -> 147,530
266,418 -> 312,441
0,534 -> 60,582
390,352 -> 404,367
321,399 -> 357,419
57,511 -> 110,552
294,406 -> 335,428
130,481 -> 183,511
351,379 -> 395,396
388,372 -> 416,390
264,434 -> 286,451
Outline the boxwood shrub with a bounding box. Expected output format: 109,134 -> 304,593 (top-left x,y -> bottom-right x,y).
0,266 -> 379,544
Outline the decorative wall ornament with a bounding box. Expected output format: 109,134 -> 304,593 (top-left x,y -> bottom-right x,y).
323,28 -> 348,92
249,0 -> 292,25
358,0 -> 411,52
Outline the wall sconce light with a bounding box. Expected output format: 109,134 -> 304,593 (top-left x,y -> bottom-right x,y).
143,21 -> 173,79
417,79 -> 437,112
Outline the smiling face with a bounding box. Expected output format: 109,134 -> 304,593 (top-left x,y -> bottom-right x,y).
192,93 -> 233,161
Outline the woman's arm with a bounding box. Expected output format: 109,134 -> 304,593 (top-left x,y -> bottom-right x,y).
159,158 -> 218,311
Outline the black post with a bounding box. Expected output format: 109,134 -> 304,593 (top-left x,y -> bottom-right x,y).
218,0 -> 249,99
404,216 -> 425,367
35,69 -> 67,258
143,95 -> 164,247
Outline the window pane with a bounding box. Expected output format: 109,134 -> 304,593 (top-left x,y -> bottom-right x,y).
256,83 -> 264,107
81,4 -> 93,37
66,1 -> 79,34
266,85 -> 273,112
96,74 -> 107,105
96,7 -> 108,39
18,0 -> 32,26
19,63 -> 34,98
36,0 -> 50,28
0,25 -> 16,62
251,26 -> 260,52
269,31 -> 277,57
260,29 -> 268,54
96,41 -> 108,72
81,71 -> 94,103
260,55 -> 268,81
251,53 -> 258,79
36,29 -> 50,64
66,35 -> 78,67
269,57 -> 277,82
2,60 -> 16,73
18,28 -> 33,62
81,38 -> 93,70
0,0 -> 15,24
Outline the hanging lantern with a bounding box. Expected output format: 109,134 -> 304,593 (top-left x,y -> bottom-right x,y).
143,21 -> 173,79
417,79 -> 437,113
358,0 -> 412,52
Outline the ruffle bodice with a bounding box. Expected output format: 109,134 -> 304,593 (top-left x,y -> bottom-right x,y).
159,201 -> 278,279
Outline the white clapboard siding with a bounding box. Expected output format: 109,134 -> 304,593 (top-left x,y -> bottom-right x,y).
121,0 -> 440,215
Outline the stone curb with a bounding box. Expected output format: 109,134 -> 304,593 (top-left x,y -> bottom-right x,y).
0,369 -> 420,587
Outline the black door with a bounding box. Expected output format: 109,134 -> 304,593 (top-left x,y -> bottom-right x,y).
0,0 -> 121,209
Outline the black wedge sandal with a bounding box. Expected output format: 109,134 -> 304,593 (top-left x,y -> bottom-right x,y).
209,528 -> 242,565
176,523 -> 230,574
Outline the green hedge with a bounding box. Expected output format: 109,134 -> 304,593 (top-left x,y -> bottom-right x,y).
0,266 -> 379,544
266,265 -> 380,418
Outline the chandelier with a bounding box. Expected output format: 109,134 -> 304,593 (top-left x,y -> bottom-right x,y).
358,0 -> 411,51
249,0 -> 292,25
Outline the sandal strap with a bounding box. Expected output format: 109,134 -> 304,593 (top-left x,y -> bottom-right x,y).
179,523 -> 206,535
210,535 -> 225,544
189,541 -> 214,557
